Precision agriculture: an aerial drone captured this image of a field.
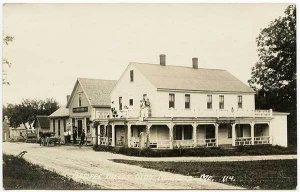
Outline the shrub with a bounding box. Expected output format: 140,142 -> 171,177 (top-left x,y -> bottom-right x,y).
93,144 -> 296,157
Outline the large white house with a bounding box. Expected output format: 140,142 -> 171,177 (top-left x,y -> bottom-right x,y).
95,55 -> 289,149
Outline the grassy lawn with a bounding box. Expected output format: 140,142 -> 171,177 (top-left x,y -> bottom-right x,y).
112,159 -> 297,189
3,154 -> 102,190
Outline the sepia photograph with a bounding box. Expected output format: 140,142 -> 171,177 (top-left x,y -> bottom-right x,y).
2,2 -> 297,190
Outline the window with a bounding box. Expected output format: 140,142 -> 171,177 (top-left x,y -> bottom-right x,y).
58,120 -> 61,136
53,119 -> 56,133
169,94 -> 175,108
236,125 -> 244,138
63,119 -> 66,132
78,94 -> 82,107
129,99 -> 133,106
185,94 -> 190,109
238,95 -> 243,108
72,118 -> 75,127
174,126 -> 182,140
86,118 -> 90,133
184,126 -> 192,140
219,95 -> 224,109
130,70 -> 134,82
228,127 -> 232,138
207,95 -> 212,109
119,97 -> 122,110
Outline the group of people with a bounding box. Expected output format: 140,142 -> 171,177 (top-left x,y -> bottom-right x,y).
64,126 -> 86,146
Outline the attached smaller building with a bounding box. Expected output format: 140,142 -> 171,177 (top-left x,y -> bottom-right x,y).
49,106 -> 70,142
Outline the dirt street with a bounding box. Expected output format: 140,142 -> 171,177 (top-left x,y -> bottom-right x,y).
3,142 -> 241,189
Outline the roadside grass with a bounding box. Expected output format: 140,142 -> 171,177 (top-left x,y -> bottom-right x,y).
3,154 -> 102,190
94,144 -> 296,157
112,159 -> 297,189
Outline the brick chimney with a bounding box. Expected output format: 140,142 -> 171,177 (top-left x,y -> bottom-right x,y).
160,54 -> 166,66
67,95 -> 70,103
192,57 -> 198,69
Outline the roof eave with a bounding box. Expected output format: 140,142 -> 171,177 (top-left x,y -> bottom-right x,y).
156,88 -> 256,94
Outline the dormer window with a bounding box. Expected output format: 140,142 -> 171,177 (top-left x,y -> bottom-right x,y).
78,94 -> 82,107
130,70 -> 134,82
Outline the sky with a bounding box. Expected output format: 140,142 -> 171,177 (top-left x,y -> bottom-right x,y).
3,3 -> 290,106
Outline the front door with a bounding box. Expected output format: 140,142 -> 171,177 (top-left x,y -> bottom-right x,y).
77,120 -> 83,138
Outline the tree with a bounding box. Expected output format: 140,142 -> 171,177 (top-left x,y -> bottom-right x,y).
3,34 -> 14,85
3,98 -> 60,128
248,5 -> 296,145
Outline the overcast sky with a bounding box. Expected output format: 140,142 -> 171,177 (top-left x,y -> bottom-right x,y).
3,3 -> 290,106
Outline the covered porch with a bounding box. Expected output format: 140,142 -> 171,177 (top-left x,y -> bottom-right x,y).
95,118 -> 271,149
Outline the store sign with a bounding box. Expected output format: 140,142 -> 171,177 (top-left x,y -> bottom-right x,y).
73,107 -> 88,113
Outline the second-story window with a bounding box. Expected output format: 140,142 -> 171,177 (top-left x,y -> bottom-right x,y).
238,95 -> 243,108
169,94 -> 175,108
78,94 -> 82,107
130,70 -> 134,82
129,99 -> 133,106
119,97 -> 122,110
219,95 -> 224,109
207,95 -> 212,109
185,94 -> 190,109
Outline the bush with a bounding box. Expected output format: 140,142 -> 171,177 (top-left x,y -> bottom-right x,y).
93,144 -> 296,157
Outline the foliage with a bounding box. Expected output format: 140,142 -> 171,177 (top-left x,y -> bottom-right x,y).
93,145 -> 296,157
248,5 -> 296,145
113,159 -> 297,189
3,154 -> 101,190
3,98 -> 60,128
3,34 -> 14,85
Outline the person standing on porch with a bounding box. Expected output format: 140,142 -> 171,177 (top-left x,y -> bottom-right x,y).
64,130 -> 68,144
68,128 -> 72,143
79,129 -> 85,147
73,127 -> 77,144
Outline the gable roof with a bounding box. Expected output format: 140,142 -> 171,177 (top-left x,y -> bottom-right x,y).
49,107 -> 69,118
66,78 -> 117,108
35,116 -> 50,129
132,63 -> 255,93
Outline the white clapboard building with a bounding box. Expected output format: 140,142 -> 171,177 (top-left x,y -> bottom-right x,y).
95,55 -> 289,149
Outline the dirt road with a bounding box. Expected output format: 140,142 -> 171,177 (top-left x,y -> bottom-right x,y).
3,142 -> 241,189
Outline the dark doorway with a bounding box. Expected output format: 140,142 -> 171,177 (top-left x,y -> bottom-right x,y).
205,125 -> 215,139
77,120 -> 83,138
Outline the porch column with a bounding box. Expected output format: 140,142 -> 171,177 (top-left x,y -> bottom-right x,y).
146,123 -> 151,148
95,123 -> 99,146
251,122 -> 255,145
214,123 -> 219,147
168,123 -> 174,149
268,122 -> 272,145
193,123 -> 197,147
127,123 -> 131,147
111,123 -> 115,147
232,123 -> 236,146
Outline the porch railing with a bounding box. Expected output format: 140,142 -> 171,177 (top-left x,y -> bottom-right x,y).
149,140 -> 170,149
196,138 -> 216,147
100,137 -> 109,145
130,137 -> 140,148
235,137 -> 252,146
254,136 -> 270,145
173,140 -> 194,148
94,108 -> 273,119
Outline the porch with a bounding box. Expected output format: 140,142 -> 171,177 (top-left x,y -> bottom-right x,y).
95,120 -> 271,149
